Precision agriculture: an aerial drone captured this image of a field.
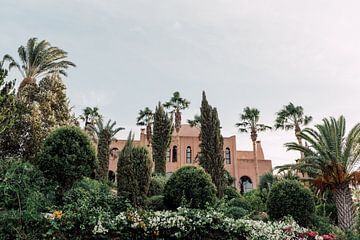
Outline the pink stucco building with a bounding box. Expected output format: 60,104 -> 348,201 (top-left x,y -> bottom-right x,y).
108,124 -> 272,192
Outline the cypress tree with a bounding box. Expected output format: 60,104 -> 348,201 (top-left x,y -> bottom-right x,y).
152,102 -> 173,175
199,91 -> 225,197
117,133 -> 152,206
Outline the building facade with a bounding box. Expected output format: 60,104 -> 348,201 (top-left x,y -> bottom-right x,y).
108,124 -> 272,192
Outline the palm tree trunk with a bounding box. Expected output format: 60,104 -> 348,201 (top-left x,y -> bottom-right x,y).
146,123 -> 152,146
175,110 -> 181,133
252,140 -> 259,186
334,183 -> 356,230
17,77 -> 35,97
295,127 -> 304,161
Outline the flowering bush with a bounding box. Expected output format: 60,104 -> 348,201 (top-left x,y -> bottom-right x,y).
45,207 -> 337,239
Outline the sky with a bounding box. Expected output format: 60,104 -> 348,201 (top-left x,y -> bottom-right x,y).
1,0 -> 360,167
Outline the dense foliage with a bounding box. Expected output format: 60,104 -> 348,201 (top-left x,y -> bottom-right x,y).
164,166 -> 217,209
0,159 -> 53,238
199,91 -> 225,197
117,134 -> 152,206
152,103 -> 173,175
267,180 -> 315,226
37,126 -> 97,196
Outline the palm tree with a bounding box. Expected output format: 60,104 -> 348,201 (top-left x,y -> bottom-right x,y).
275,102 -> 312,160
136,107 -> 154,145
236,107 -> 271,185
79,106 -> 102,129
89,119 -> 124,181
163,91 -> 190,133
4,37 -> 75,95
281,116 -> 360,230
187,114 -> 201,128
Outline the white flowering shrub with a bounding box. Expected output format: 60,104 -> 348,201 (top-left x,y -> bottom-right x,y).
45,207 -> 337,239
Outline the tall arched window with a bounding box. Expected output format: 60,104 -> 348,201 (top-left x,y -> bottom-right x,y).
166,148 -> 171,162
225,147 -> 231,164
186,146 -> 192,163
172,146 -> 177,162
240,176 -> 253,194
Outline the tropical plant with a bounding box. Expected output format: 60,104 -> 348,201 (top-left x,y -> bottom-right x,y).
187,114 -> 201,128
236,107 -> 271,185
279,116 -> 360,230
164,166 -> 217,209
4,37 -> 75,95
199,92 -> 226,197
136,107 -> 154,145
163,91 -> 190,133
152,103 -> 173,175
37,126 -> 97,198
259,172 -> 278,193
79,106 -> 102,129
88,119 -> 124,181
117,133 -> 152,206
275,102 -> 312,160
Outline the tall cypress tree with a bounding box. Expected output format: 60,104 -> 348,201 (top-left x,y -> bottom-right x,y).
117,133 -> 152,206
199,91 -> 225,197
152,102 -> 173,175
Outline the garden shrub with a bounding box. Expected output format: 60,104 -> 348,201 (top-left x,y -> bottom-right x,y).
51,177 -> 128,238
37,126 -> 97,197
164,166 -> 217,209
148,175 -> 167,197
224,170 -> 235,186
145,195 -> 166,210
224,186 -> 241,200
224,206 -> 248,219
244,189 -> 267,212
309,215 -> 337,235
267,180 -> 315,226
315,203 -> 338,224
0,159 -> 53,238
228,196 -> 252,211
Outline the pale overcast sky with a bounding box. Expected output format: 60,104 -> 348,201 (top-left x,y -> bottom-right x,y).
1,0 -> 360,167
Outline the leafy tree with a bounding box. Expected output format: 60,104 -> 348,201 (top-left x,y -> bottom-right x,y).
236,107 -> 271,185
79,106 -> 102,129
164,166 -> 217,209
275,102 -> 312,160
117,133 -> 152,206
37,126 -> 97,198
152,103 -> 173,175
0,74 -> 74,161
4,37 -> 75,95
267,180 -> 315,227
199,91 -> 225,197
89,119 -> 124,181
164,91 -> 190,133
0,56 -> 15,135
136,107 -> 154,145
280,116 -> 360,230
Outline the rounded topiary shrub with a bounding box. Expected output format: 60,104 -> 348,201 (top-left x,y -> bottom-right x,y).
164,166 -> 216,209
145,195 -> 166,210
267,180 -> 315,226
37,126 -> 97,194
148,175 -> 167,197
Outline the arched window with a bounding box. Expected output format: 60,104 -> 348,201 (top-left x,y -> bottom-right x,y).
166,148 -> 171,162
186,146 -> 192,163
108,170 -> 115,182
240,176 -> 253,194
225,147 -> 231,164
172,146 -> 177,162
